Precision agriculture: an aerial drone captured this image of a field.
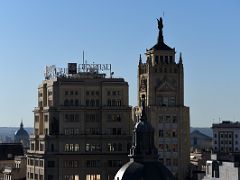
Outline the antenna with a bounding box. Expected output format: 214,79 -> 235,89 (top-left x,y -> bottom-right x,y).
83,51 -> 85,65
163,11 -> 165,18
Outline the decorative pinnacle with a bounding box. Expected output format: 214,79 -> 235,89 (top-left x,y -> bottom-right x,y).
179,52 -> 183,64
139,54 -> 142,64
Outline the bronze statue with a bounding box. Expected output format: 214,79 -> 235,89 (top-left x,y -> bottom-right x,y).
157,17 -> 163,31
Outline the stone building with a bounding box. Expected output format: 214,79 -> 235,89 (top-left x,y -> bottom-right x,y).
136,17 -> 190,179
26,64 -> 132,180
212,121 -> 240,153
203,153 -> 240,180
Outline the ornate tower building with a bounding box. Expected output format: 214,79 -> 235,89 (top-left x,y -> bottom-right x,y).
27,64 -> 132,180
137,18 -> 190,179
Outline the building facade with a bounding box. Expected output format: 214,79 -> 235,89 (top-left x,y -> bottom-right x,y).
26,65 -> 132,180
212,121 -> 240,153
136,18 -> 190,179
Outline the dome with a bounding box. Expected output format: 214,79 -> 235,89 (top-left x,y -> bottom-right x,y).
14,122 -> 29,148
114,95 -> 174,180
134,120 -> 153,133
114,161 -> 174,180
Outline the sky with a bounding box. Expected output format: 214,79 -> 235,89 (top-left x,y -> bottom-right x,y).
0,0 -> 239,127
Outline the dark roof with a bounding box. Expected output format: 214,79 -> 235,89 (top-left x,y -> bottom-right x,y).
150,42 -> 173,51
0,143 -> 24,160
114,161 -> 174,180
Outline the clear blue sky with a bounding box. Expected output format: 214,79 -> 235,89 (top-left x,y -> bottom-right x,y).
0,0 -> 239,127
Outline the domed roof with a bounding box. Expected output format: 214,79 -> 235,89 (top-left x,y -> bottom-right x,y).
114,161 -> 174,180
134,120 -> 153,133
114,94 -> 174,180
15,122 -> 29,138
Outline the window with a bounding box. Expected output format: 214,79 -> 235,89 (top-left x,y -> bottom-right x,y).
159,144 -> 164,151
64,160 -> 79,168
47,161 -> 55,168
118,143 -> 122,151
64,99 -> 69,106
172,130 -> 177,137
75,144 -> 80,152
162,97 -> 168,106
86,99 -> 89,106
35,116 -> 39,123
160,56 -> 163,63
107,99 -> 111,106
107,143 -> 117,152
172,144 -> 178,152
85,143 -> 102,152
155,55 -> 159,64
166,158 -> 171,166
165,56 -> 169,63
108,160 -> 122,167
45,128 -> 48,135
108,114 -> 121,122
86,160 -> 100,167
65,144 -> 69,152
158,116 -> 163,123
159,130 -> 164,137
116,99 -> 121,106
169,97 -> 176,106
166,115 -> 171,123
86,174 -> 101,180
44,115 -> 48,122
172,116 -> 177,123
236,134 -> 238,138
214,133 -> 217,138
75,99 -> 79,106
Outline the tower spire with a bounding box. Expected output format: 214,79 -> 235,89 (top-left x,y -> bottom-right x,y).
179,52 -> 183,64
20,119 -> 23,129
139,54 -> 142,64
157,17 -> 164,44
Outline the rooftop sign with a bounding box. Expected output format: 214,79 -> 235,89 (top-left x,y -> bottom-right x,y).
44,63 -> 113,80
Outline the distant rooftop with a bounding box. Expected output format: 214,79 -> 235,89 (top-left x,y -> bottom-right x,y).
212,121 -> 240,128
0,143 -> 24,160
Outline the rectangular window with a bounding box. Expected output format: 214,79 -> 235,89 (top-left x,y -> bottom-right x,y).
166,158 -> 171,166
86,174 -> 101,180
47,161 -> 55,168
159,130 -> 164,137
